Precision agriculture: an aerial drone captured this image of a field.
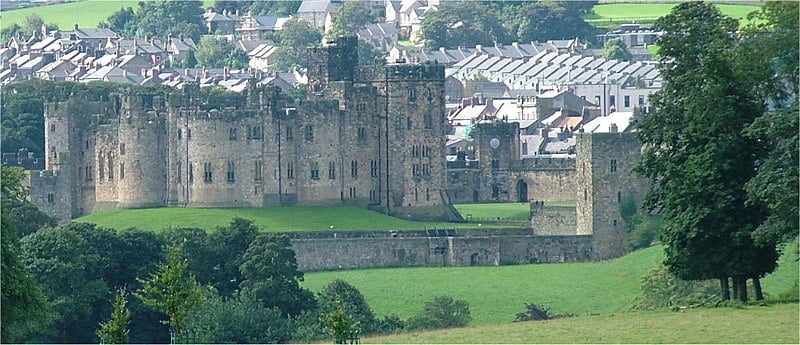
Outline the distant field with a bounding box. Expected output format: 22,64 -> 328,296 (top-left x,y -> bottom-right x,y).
453,202 -> 575,221
74,206 -> 499,232
0,0 -> 215,30
368,303 -> 799,343
304,242 -> 798,324
585,3 -> 761,28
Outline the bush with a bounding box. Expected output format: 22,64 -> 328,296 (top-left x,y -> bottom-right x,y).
626,215 -> 663,251
514,303 -> 552,322
289,310 -> 326,343
374,315 -> 404,334
631,265 -> 720,310
406,296 -> 471,330
317,279 -> 376,333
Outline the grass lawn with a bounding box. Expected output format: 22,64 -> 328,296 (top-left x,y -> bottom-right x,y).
304,242 -> 799,325
368,303 -> 799,343
1,0 -> 215,30
454,202 -> 575,221
585,3 -> 762,29
74,206 -> 502,232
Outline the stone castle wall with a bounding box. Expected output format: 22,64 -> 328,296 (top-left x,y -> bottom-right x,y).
530,205 -> 577,235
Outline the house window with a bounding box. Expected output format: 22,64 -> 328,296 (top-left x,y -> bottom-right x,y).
610,159 -> 617,173
287,162 -> 294,179
229,128 -> 237,141
304,125 -> 313,142
357,127 -> 367,143
424,113 -> 433,129
310,162 -> 319,179
610,95 -> 616,107
203,163 -> 213,183
255,161 -> 263,181
595,95 -> 601,105
328,162 -> 336,179
350,160 -> 358,178
120,143 -> 125,155
286,126 -> 293,141
226,161 -> 235,182
624,95 -> 630,108
47,193 -> 54,203
370,160 -> 378,177
638,95 -> 645,106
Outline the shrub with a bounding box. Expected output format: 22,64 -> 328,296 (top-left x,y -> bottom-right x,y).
317,279 -> 376,333
406,296 -> 471,330
626,215 -> 663,251
374,315 -> 404,334
289,310 -> 326,342
631,265 -> 720,310
514,303 -> 552,322
322,310 -> 360,344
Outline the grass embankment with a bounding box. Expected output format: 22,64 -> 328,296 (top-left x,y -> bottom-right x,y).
584,3 -> 761,29
0,0 -> 215,30
75,206 -> 504,232
304,243 -> 799,324
454,202 -> 575,221
368,303 -> 799,344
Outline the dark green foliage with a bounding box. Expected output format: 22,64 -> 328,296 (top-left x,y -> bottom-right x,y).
195,36 -> 249,68
1,167 -> 50,343
406,296 -> 471,330
322,310 -> 361,344
239,233 -> 317,316
510,2 -> 595,44
357,39 -> 384,66
631,265 -> 720,310
626,215 -> 663,251
185,289 -> 292,343
270,18 -> 323,71
514,303 -> 552,322
374,314 -> 405,334
96,289 -> 131,344
248,0 -> 302,16
173,50 -> 198,68
602,38 -> 631,61
208,217 -> 259,296
4,200 -> 57,237
131,0 -> 205,41
420,2 -> 509,49
318,279 -> 377,333
161,227 -> 216,289
290,310 -> 328,342
100,6 -> 137,37
198,86 -> 246,109
134,245 -> 203,342
327,2 -> 375,38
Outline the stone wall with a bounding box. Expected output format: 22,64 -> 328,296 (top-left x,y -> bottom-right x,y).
530,205 -> 577,235
291,230 -> 593,271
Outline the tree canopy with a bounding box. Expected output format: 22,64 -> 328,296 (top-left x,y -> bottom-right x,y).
195,36 -> 249,68
101,0 -> 205,41
602,38 -> 631,61
270,18 -> 323,71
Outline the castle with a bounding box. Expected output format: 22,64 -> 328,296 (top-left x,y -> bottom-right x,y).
27,37 -> 645,264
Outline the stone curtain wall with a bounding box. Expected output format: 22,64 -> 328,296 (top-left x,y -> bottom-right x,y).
530,205 -> 577,235
291,230 -> 593,271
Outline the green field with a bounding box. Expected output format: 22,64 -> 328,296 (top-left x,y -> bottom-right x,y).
0,0 -> 215,30
304,243 -> 799,324
585,3 -> 761,27
74,206 -> 502,232
368,303 -> 799,343
453,202 -> 575,221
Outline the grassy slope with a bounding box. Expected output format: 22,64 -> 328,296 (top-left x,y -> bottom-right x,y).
1,0 -> 215,30
368,303 -> 799,344
74,206 -> 502,232
587,3 -> 760,21
304,243 -> 799,325
453,202 -> 576,221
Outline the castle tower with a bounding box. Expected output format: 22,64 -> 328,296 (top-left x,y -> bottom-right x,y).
307,36 -> 358,93
473,121 -> 520,201
576,131 -> 645,259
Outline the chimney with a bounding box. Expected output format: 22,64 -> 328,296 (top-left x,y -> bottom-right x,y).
475,44 -> 483,53
123,69 -> 128,78
74,23 -> 79,31
609,123 -> 618,133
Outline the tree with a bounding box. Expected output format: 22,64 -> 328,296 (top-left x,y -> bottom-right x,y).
602,38 -> 631,61
249,0 -> 301,16
631,265 -> 721,310
419,1 -> 509,49
318,279 -> 377,333
208,218 -> 259,297
185,289 -> 292,343
113,0 -> 205,41
270,18 -> 322,71
4,200 -> 57,237
406,296 -> 471,330
327,2 -> 375,39
634,2 -> 779,302
24,14 -> 44,35
100,6 -> 137,37
357,39 -> 384,66
239,233 -> 316,316
322,310 -> 361,344
96,289 -> 132,344
134,245 -> 203,343
512,2 -> 594,43
195,36 -> 248,68
1,168 -> 49,343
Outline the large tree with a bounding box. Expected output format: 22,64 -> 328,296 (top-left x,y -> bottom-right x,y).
326,1 -> 375,39
184,289 -> 292,343
270,17 -> 322,71
419,1 -> 510,49
318,279 -> 377,333
511,2 -> 595,43
195,36 -> 249,68
635,2 -> 779,302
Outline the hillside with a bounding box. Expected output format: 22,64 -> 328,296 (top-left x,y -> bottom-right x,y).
584,3 -> 761,29
367,303 -> 799,343
74,206 -> 495,232
303,242 -> 798,324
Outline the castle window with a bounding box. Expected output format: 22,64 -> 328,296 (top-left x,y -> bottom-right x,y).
412,163 -> 420,177
610,159 -> 617,173
286,127 -> 293,141
178,129 -> 182,139
85,166 -> 92,181
252,126 -> 262,139
426,188 -> 430,201
492,184 -> 499,199
51,146 -> 57,159
584,189 -> 587,201
227,161 -> 235,182
522,142 -> 528,155
255,161 -> 263,181
422,164 -> 430,176
287,162 -> 294,179
357,127 -> 367,143
176,162 -> 181,183
408,87 -> 416,102
304,125 -> 313,143
107,156 -> 114,180
50,123 -> 56,132
229,128 -> 238,141
98,154 -> 104,180
357,102 -> 366,112
394,116 -> 403,130
187,129 -> 192,139
422,145 -> 429,157
203,163 -> 213,183
613,219 -> 618,227
407,117 -> 413,130
86,140 -> 90,149
370,160 -> 378,177
350,160 -> 358,178
617,191 -> 622,203
120,143 -> 125,155
310,162 -> 319,179
491,159 -> 499,170
369,190 -> 376,201
189,163 -> 194,183
349,187 -> 356,198
47,193 -> 54,203
424,113 -> 433,129
595,95 -> 601,106
328,162 -> 336,179
120,162 -> 125,179
415,187 -> 418,201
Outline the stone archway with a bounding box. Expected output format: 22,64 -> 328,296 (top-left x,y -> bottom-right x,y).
517,179 -> 528,202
